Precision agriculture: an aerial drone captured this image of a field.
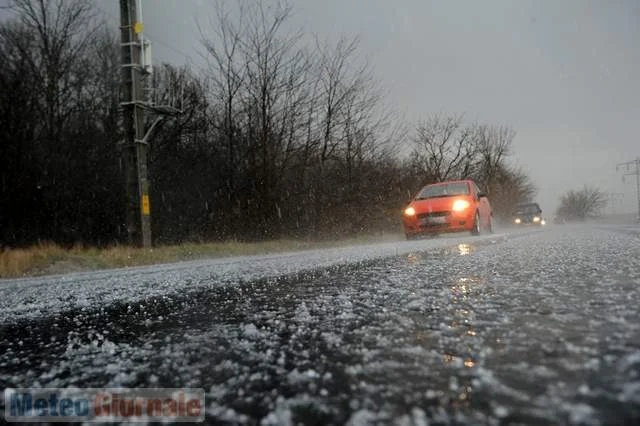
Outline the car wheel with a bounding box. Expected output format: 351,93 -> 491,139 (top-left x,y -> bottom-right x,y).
471,211 -> 481,236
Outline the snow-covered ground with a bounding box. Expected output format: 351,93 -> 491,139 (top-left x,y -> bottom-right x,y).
0,231 -> 511,323
1,225 -> 639,424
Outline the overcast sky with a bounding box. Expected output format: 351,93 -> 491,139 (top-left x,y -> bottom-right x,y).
99,1 -> 640,214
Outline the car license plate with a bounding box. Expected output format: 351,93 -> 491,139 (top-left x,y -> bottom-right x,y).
422,216 -> 446,225
430,216 -> 447,224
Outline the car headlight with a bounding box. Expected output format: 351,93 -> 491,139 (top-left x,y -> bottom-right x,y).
541,219 -> 546,225
533,216 -> 541,223
404,206 -> 416,216
452,199 -> 471,212
515,218 -> 521,224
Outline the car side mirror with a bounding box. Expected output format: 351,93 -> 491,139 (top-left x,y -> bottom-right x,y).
477,191 -> 487,198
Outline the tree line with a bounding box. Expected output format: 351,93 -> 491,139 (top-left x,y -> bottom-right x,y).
556,186 -> 607,221
0,0 -> 536,248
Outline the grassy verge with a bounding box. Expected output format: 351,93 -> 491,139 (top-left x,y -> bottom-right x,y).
0,234 -> 402,279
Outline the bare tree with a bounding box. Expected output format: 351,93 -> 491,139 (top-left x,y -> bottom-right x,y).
199,1 -> 247,217
557,186 -> 607,221
472,123 -> 515,191
237,1 -> 308,235
412,114 -> 476,183
308,36 -> 377,230
405,114 -> 535,220
199,0 -> 316,237
6,0 -> 102,235
488,165 -> 537,220
315,36 -> 362,165
9,0 -> 98,141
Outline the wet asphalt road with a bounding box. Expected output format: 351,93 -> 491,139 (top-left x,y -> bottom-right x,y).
1,224 -> 640,425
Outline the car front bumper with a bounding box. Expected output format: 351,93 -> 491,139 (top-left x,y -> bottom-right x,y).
513,218 -> 544,226
403,211 -> 474,236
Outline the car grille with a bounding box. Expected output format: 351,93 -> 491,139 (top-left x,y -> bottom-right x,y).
417,211 -> 450,219
515,216 -> 534,223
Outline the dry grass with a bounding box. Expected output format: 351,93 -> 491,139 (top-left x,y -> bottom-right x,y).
0,234 -> 402,279
0,242 -> 68,278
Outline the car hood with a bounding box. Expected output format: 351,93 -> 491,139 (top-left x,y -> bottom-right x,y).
410,196 -> 471,213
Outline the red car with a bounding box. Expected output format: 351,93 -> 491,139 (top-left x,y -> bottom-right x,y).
402,180 -> 493,239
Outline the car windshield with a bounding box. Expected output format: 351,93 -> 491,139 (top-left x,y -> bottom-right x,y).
515,204 -> 541,215
416,183 -> 469,199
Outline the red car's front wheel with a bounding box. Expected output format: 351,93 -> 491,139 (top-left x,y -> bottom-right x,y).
471,212 -> 481,236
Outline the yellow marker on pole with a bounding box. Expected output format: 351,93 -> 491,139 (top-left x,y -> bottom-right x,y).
133,22 -> 144,34
141,194 -> 150,215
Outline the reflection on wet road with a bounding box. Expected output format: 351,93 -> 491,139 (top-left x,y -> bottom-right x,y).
1,225 -> 640,424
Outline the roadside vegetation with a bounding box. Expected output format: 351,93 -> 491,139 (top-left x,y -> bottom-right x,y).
0,233 -> 403,278
556,186 -> 607,221
0,0 -> 536,262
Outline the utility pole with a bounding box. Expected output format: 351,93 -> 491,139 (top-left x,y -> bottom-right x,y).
119,0 -> 180,247
617,157 -> 640,222
120,0 -> 151,247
